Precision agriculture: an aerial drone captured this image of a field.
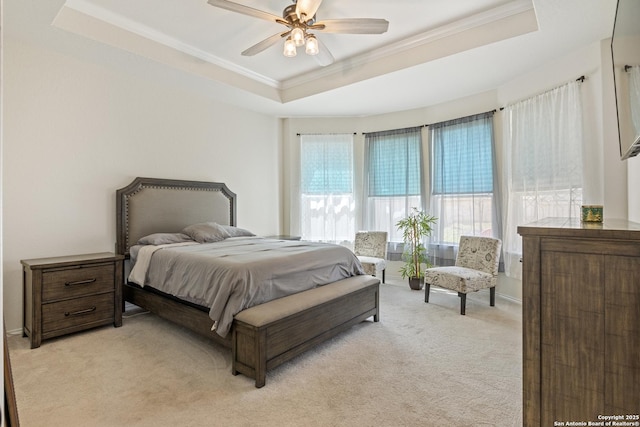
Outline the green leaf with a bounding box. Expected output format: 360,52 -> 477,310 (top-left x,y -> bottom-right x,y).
396,207 -> 438,279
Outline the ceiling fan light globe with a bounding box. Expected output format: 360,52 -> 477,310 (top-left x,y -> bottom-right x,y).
283,37 -> 297,57
305,35 -> 319,56
291,27 -> 305,46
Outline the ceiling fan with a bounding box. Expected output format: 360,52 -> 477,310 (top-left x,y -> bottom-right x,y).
207,0 -> 389,66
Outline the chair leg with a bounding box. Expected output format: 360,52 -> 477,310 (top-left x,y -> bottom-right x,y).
490,287 -> 496,307
425,283 -> 431,303
382,269 -> 385,284
458,292 -> 466,315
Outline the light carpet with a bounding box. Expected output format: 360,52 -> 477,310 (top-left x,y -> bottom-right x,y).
7,279 -> 523,427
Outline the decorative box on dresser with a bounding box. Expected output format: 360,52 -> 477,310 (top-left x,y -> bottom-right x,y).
518,218 -> 640,426
21,252 -> 124,349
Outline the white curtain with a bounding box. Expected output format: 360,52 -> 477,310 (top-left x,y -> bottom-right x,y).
299,134 -> 355,243
502,80 -> 583,278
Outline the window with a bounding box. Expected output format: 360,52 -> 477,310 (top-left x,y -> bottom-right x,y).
364,127 -> 423,245
300,134 -> 355,243
429,112 -> 498,251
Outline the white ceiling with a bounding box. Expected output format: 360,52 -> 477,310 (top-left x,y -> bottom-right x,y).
5,0 -> 618,117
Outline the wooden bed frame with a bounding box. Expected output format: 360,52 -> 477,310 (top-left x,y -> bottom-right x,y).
116,177 -> 380,387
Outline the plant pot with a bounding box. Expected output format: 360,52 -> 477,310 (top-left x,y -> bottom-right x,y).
408,276 -> 424,290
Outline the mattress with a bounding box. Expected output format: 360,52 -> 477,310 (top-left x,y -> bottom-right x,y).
129,237 -> 364,337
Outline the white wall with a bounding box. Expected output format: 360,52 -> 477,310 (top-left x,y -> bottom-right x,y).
2,39 -> 281,331
282,39 -> 631,302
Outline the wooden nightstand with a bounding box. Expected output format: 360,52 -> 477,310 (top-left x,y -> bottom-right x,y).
21,252 -> 124,349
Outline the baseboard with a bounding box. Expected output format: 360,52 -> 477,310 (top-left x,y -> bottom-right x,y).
496,292 -> 522,304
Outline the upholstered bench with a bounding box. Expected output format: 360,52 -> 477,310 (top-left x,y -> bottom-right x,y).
232,275 -> 380,387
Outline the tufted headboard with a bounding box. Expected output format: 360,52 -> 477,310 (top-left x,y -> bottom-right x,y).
116,177 -> 236,257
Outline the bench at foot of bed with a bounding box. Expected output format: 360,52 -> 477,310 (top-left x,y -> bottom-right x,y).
232,275 -> 380,388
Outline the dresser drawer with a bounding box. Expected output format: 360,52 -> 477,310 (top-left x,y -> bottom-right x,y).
42,293 -> 115,334
42,262 -> 115,302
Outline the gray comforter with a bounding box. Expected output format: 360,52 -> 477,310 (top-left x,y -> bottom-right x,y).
138,237 -> 364,337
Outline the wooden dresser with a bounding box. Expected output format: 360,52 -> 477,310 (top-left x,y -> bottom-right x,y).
518,218 -> 640,426
22,252 -> 124,349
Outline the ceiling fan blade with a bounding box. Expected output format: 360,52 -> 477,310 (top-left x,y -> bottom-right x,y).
295,0 -> 323,21
313,18 -> 389,34
241,31 -> 290,56
207,0 -> 282,24
314,38 -> 335,66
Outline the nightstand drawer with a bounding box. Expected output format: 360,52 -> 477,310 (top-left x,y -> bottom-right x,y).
42,263 -> 115,302
42,293 -> 115,334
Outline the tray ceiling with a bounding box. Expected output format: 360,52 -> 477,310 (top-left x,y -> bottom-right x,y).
6,0 -> 618,116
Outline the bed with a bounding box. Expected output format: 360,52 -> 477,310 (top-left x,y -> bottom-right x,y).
116,177 -> 380,387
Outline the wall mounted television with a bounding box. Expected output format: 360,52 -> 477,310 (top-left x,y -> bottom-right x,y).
611,0 -> 640,159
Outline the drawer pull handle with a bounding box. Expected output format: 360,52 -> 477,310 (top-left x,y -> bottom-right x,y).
64,306 -> 97,317
65,278 -> 97,286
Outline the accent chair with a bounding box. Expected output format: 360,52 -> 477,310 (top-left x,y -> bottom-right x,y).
354,231 -> 388,283
423,235 -> 502,315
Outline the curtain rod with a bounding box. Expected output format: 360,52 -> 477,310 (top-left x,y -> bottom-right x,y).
361,125 -> 422,136
297,75 -> 587,130
296,133 -> 357,136
498,74 -> 586,111
423,109 -> 496,127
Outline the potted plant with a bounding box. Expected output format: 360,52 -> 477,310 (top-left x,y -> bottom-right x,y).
396,207 -> 437,290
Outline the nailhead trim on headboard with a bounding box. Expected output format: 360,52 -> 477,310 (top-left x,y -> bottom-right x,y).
115,177 -> 237,256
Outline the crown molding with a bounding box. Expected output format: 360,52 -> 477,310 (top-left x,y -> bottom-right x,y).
61,0 -> 280,88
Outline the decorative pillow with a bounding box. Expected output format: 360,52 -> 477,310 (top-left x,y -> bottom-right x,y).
220,225 -> 255,237
137,232 -> 193,246
181,222 -> 231,243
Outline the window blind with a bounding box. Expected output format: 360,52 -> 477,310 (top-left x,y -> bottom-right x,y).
301,134 -> 353,195
366,127 -> 422,197
430,112 -> 494,195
